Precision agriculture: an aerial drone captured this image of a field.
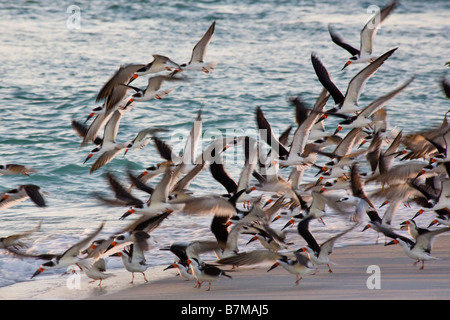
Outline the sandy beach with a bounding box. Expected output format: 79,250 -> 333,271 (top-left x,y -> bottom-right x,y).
94,235 -> 450,301
3,234 -> 449,301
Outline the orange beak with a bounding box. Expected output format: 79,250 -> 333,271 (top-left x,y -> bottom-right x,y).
342,60 -> 351,70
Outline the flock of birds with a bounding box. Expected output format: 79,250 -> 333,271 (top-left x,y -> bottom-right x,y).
2,1 -> 450,292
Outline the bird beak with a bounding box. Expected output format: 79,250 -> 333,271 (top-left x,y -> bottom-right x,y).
163,263 -> 177,271
333,126 -> 342,135
357,140 -> 367,149
263,199 -> 273,207
379,200 -> 389,208
119,208 -> 135,220
314,176 -> 323,186
415,169 -> 426,179
362,224 -> 371,232
272,215 -> 281,223
128,74 -> 138,85
315,166 -> 328,177
124,98 -> 134,109
281,219 -> 294,231
316,114 -> 328,124
267,262 -> 279,272
85,112 -> 95,123
31,267 -> 44,279
341,60 -> 351,70
412,209 -> 424,219
385,239 -> 399,246
83,153 -> 93,164
428,219 -> 439,228
246,236 -> 258,245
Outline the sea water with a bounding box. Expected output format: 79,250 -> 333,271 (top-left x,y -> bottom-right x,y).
0,0 -> 449,297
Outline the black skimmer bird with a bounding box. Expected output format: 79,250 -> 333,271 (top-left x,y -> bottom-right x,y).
428,216 -> 450,227
0,221 -> 41,250
311,48 -> 398,118
256,106 -> 290,159
76,258 -> 115,287
150,109 -> 203,172
332,77 -> 414,135
161,240 -> 221,267
127,54 -> 181,84
266,252 -> 316,285
84,107 -> 133,174
216,249 -> 315,285
163,260 -> 195,281
187,257 -> 232,291
0,184 -> 47,210
350,164 -> 408,243
83,64 -> 146,146
314,128 -> 367,182
276,90 -> 331,167
385,226 -> 450,269
400,110 -> 450,161
8,222 -> 104,279
329,0 -> 398,69
174,21 -> 217,75
95,169 -> 176,219
297,216 -> 356,273
400,219 -> 433,241
123,127 -> 168,156
409,178 -> 450,219
122,74 -> 183,108
0,164 -> 36,176
113,243 -> 151,284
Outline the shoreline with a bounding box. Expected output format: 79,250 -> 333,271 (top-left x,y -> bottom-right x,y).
1,234 -> 449,300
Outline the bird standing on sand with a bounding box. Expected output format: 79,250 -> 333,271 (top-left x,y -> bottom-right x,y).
187,257 -> 232,291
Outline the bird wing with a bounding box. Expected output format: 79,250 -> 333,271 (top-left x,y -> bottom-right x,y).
1,221 -> 42,248
102,109 -> 125,145
209,162 -> 238,194
89,148 -> 123,174
96,64 -> 145,104
297,216 -> 321,253
147,168 -> 174,204
189,21 -> 215,64
256,107 -> 289,157
359,77 -> 414,119
170,196 -> 237,217
415,227 -> 450,252
342,47 -> 398,112
61,222 -> 105,259
152,136 -> 175,162
71,119 -> 103,146
105,172 -> 144,207
328,24 -> 360,56
359,0 -> 398,56
182,110 -> 203,165
320,225 -> 356,255
22,185 -> 46,208
311,53 -> 345,106
215,250 -> 281,266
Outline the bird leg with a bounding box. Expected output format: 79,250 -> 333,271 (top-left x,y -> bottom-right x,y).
142,272 -> 148,282
327,264 -> 333,273
206,282 -> 212,291
295,275 -> 303,285
413,260 -> 425,270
